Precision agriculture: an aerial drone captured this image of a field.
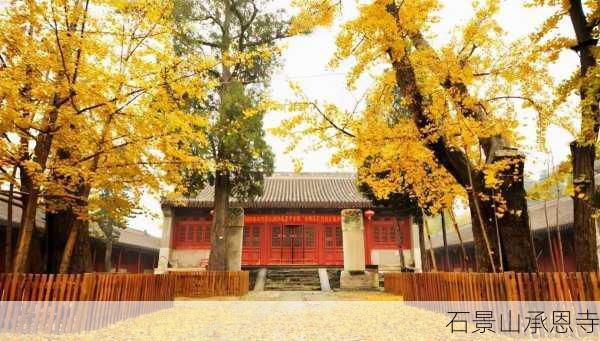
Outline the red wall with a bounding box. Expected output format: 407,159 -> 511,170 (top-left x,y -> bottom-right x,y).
171,211 -> 412,267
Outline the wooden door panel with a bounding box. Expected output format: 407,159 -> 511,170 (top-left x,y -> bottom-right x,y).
242,225 -> 261,265
323,225 -> 343,265
268,225 -> 318,264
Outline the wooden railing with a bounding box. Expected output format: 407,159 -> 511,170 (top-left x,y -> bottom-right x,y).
0,273 -> 176,333
384,272 -> 600,301
170,271 -> 249,298
0,273 -> 176,301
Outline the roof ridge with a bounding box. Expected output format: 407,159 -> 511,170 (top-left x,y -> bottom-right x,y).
269,172 -> 357,179
164,172 -> 372,209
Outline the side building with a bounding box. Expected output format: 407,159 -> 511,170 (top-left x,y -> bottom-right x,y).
428,196 -> 577,272
157,172 -> 418,271
0,192 -> 159,273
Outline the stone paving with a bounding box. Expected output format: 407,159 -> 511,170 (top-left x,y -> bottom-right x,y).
4,291 -> 510,340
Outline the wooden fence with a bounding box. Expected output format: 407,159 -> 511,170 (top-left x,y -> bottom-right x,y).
384,272 -> 600,301
0,273 -> 176,333
0,271 -> 249,333
171,271 -> 249,298
0,273 -> 176,301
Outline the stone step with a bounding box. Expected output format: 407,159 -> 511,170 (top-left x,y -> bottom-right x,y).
263,286 -> 321,291
267,275 -> 317,278
266,274 -> 319,277
266,271 -> 318,275
264,268 -> 321,291
265,276 -> 320,281
265,284 -> 321,291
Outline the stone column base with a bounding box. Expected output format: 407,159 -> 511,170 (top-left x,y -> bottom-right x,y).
154,247 -> 171,274
340,271 -> 379,290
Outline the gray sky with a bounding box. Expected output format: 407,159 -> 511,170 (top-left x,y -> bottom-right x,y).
133,0 -> 579,236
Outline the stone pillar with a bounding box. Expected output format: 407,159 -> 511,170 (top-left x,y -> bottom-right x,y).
155,206 -> 173,274
225,207 -> 244,271
342,209 -> 366,271
340,209 -> 378,289
410,216 -> 422,272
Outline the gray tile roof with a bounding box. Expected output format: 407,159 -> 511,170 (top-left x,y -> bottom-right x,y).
430,196 -> 574,249
2,194 -> 158,251
116,228 -> 160,251
0,193 -> 46,228
164,172 -> 373,209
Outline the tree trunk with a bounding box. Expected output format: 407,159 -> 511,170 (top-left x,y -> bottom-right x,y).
71,221 -> 93,273
544,199 -> 558,271
417,217 -> 428,271
555,198 -> 566,272
59,220 -> 80,274
567,0 -> 599,273
448,209 -> 469,271
27,236 -> 45,273
570,142 -> 598,271
12,189 -> 40,273
441,212 -> 450,271
45,209 -> 75,273
104,224 -> 114,272
467,193 -> 498,273
386,5 -> 537,273
422,214 -> 437,271
55,180 -> 93,274
208,171 -> 230,271
395,218 -> 406,270
12,103 -> 62,273
493,151 -> 538,272
5,167 -> 16,272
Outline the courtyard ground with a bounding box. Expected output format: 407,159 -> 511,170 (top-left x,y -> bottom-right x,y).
3,291 -> 509,340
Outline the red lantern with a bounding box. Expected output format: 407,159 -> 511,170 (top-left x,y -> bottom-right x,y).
364,209 -> 375,221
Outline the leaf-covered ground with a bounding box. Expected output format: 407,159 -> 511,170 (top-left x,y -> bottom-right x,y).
3,291 -> 509,340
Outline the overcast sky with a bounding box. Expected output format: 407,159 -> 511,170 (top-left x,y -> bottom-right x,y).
133,0 -> 579,236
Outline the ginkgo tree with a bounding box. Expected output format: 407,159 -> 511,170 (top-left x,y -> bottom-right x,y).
0,0 -> 211,273
528,0 -> 599,272
277,0 -> 556,272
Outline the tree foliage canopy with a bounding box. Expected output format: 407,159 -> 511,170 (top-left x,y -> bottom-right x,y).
276,0 -> 556,215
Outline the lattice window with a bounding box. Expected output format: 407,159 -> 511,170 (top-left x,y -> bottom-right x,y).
293,228 -> 302,247
252,227 -> 260,247
304,228 -> 315,248
186,224 -> 195,242
176,223 -> 186,242
335,227 -> 343,247
174,220 -> 211,248
325,226 -> 333,248
271,226 -> 281,247
372,223 -> 399,247
283,227 -> 292,247
243,228 -> 251,247
243,226 -> 261,247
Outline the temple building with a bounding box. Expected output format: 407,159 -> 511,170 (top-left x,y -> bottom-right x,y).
0,193 -> 159,273
156,173 -> 419,276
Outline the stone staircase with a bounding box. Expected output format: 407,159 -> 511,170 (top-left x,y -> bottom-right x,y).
264,268 -> 322,291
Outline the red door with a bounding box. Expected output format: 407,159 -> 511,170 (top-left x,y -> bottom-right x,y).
322,225 -> 343,265
242,225 -> 261,265
269,225 -> 317,264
